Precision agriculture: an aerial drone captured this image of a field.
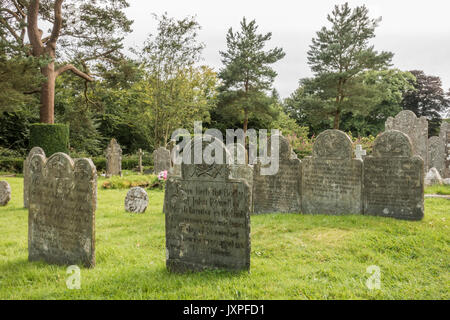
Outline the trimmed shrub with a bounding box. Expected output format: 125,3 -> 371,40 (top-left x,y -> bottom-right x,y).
101,174 -> 162,190
0,157 -> 24,173
29,123 -> 69,156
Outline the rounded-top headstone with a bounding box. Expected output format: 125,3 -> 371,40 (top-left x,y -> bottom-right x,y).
373,130 -> 413,158
0,181 -> 11,206
312,130 -> 353,159
125,187 -> 149,213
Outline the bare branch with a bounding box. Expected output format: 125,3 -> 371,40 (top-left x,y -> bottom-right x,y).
0,16 -> 22,43
0,8 -> 22,22
12,0 -> 27,18
55,64 -> 94,81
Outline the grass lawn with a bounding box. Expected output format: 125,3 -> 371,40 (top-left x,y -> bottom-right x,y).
0,176 -> 449,300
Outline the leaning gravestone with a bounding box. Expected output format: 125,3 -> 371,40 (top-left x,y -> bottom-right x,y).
363,130 -> 424,221
23,147 -> 46,209
164,136 -> 251,273
252,135 -> 301,214
153,147 -> 171,174
385,110 -> 428,171
302,130 -> 363,215
28,153 -> 97,267
0,180 -> 11,206
106,138 -> 122,177
125,187 -> 149,213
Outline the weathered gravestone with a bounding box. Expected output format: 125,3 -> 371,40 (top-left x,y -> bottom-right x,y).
252,135 -> 301,214
445,131 -> 450,179
164,136 -> 251,273
106,138 -> 122,177
23,147 -> 46,208
125,187 -> 149,213
302,130 -> 363,215
0,180 -> 11,206
428,136 -> 443,176
385,110 -> 428,171
28,153 -> 97,267
153,147 -> 171,174
227,143 -> 254,191
363,130 -> 424,221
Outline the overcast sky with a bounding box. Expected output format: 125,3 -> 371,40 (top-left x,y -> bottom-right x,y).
124,0 -> 450,99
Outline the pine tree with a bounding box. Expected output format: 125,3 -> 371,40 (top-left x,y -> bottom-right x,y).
218,17 -> 285,133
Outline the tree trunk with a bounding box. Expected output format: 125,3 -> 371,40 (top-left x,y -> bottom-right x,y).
40,61 -> 56,124
333,109 -> 340,130
243,109 -> 248,134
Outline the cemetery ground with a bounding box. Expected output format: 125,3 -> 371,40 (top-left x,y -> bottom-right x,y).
0,175 -> 449,300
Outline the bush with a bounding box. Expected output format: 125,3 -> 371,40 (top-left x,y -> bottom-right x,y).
92,155 -> 153,173
101,174 -> 163,190
29,123 -> 69,156
0,158 -> 23,173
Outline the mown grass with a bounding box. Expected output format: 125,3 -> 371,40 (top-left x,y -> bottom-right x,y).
0,176 -> 449,300
425,185 -> 450,195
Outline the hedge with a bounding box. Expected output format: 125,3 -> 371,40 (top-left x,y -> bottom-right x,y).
29,123 -> 69,156
0,158 -> 23,173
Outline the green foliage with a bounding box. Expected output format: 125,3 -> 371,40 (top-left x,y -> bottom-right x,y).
0,157 -> 23,173
0,108 -> 39,154
401,70 -> 450,136
217,17 -> 285,131
100,174 -> 162,190
29,123 -> 69,156
305,2 -> 394,129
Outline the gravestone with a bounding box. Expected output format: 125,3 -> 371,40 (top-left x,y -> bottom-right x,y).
302,130 -> 363,215
428,136 -> 443,176
425,168 -> 443,186
440,122 -> 450,178
0,180 -> 11,206
23,147 -> 46,208
445,131 -> 450,179
153,147 -> 171,174
125,187 -> 149,213
138,149 -> 144,175
106,138 -> 122,177
164,136 -> 251,273
252,135 -> 301,214
28,153 -> 97,267
385,110 -> 428,171
363,130 -> 424,221
355,145 -> 366,160
227,143 -> 254,191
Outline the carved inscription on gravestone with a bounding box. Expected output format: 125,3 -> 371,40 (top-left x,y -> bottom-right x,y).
363,130 -> 424,221
386,110 -> 428,170
253,135 -> 301,214
153,147 -> 171,174
23,147 -> 46,208
302,130 -> 363,215
164,137 -> 251,273
28,153 -> 97,267
106,138 -> 122,177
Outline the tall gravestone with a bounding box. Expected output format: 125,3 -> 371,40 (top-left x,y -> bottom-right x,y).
106,138 -> 122,177
440,122 -> 450,178
153,147 -> 171,174
28,153 -> 97,267
445,131 -> 450,179
164,136 -> 251,273
23,147 -> 46,209
363,130 -> 424,221
428,136 -> 443,176
385,110 -> 428,171
227,143 -> 254,191
252,135 -> 301,214
302,130 -> 363,215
